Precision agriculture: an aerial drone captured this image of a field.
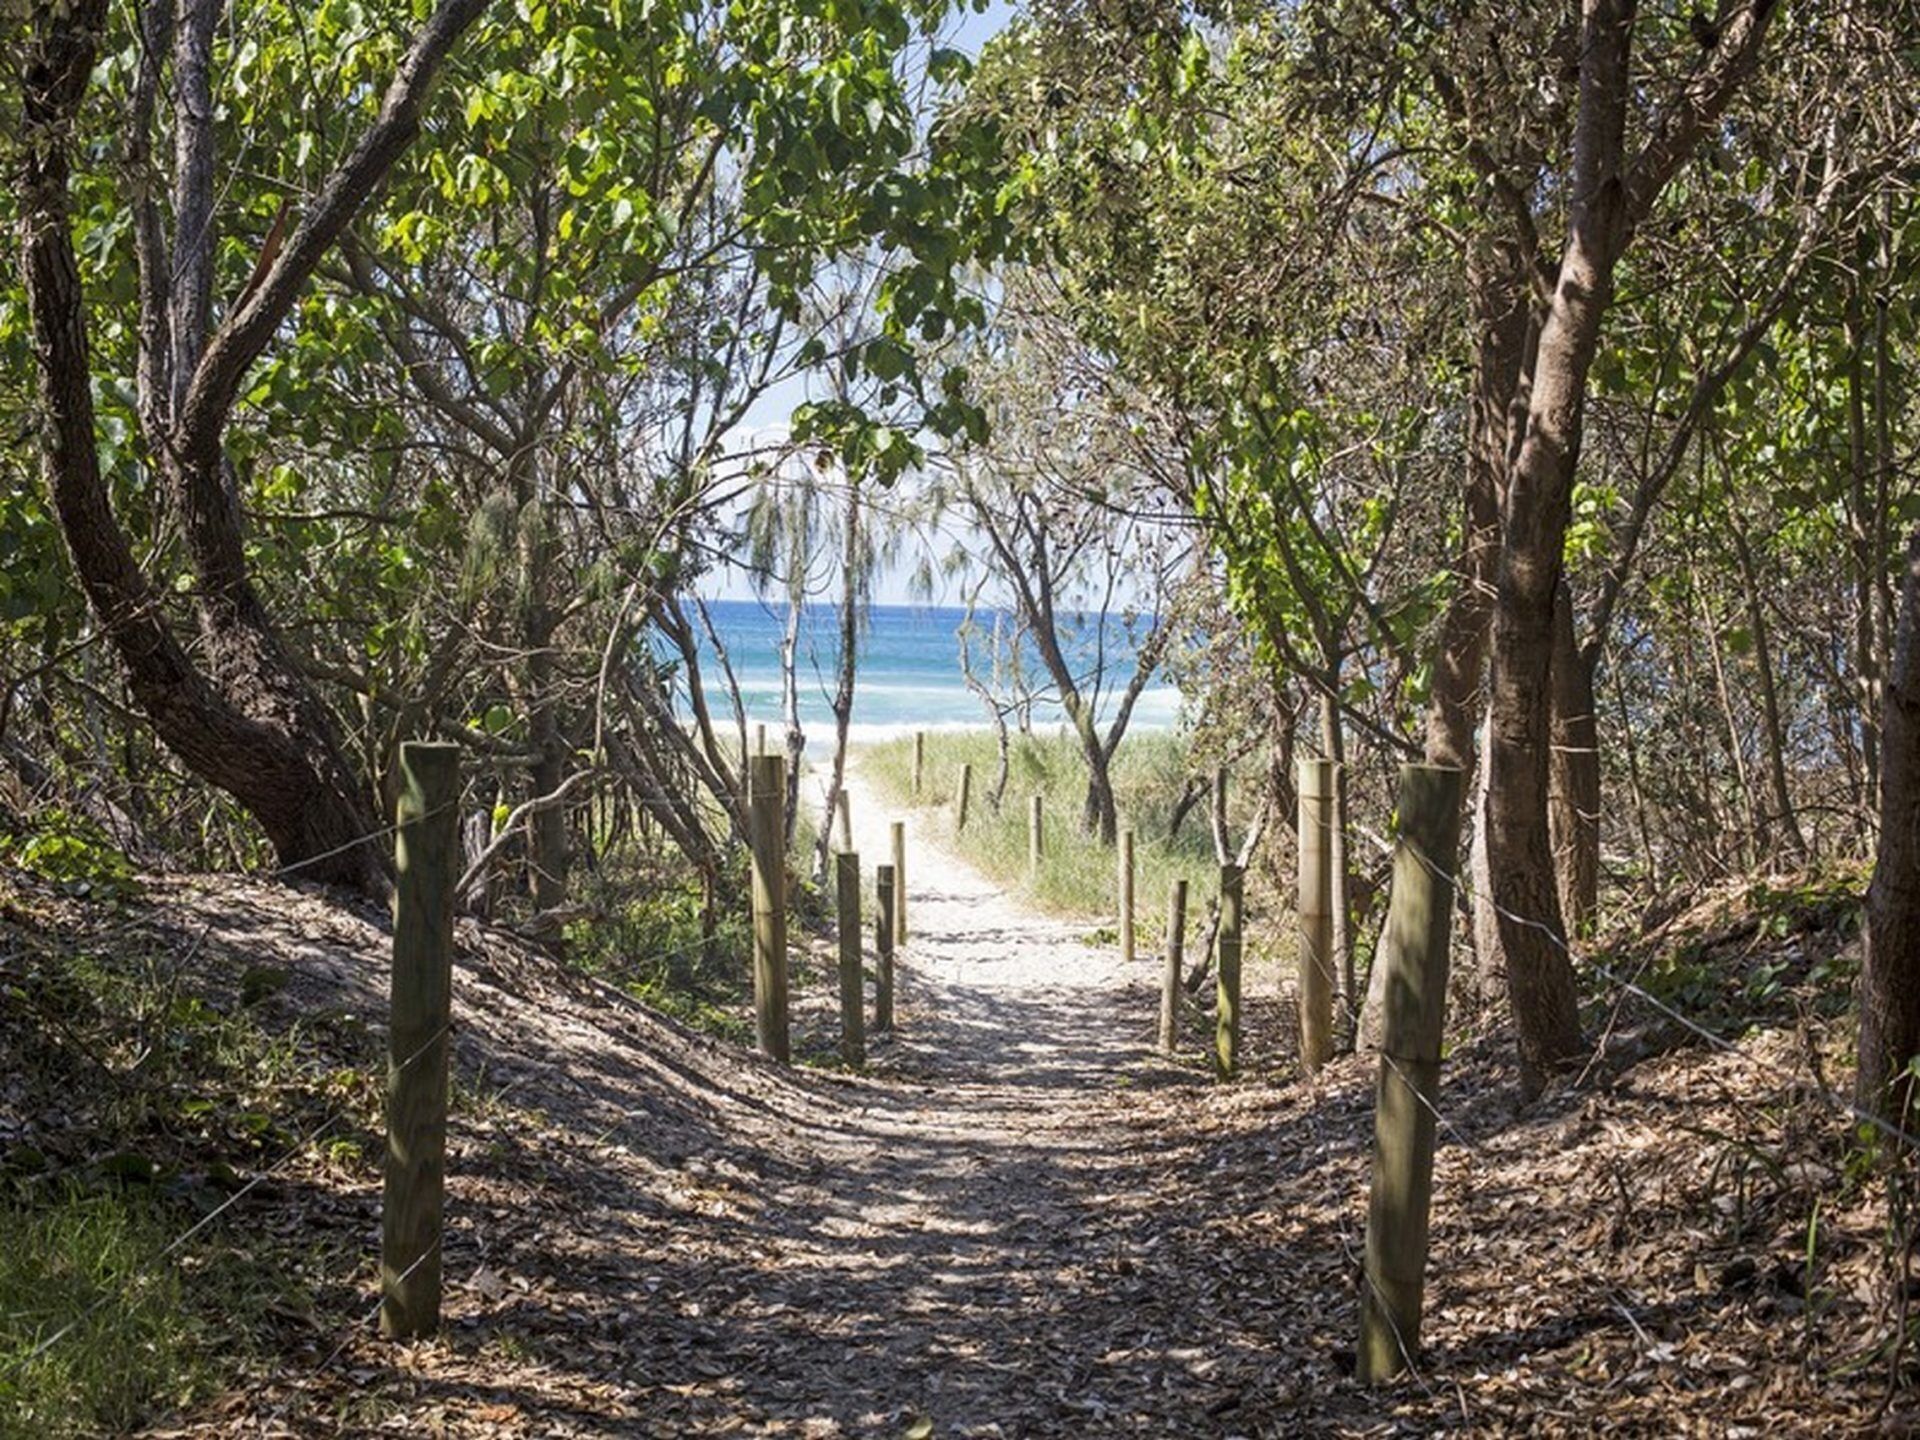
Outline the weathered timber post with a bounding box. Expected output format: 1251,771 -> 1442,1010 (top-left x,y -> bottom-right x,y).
836,788 -> 852,853
875,863 -> 896,1032
748,753 -> 791,1064
1359,764 -> 1464,1385
383,740 -> 459,1339
1158,877 -> 1188,1054
913,730 -> 926,798
955,762 -> 973,832
835,850 -> 864,1067
1118,827 -> 1136,965
890,819 -> 908,944
756,722 -> 767,756
1298,756 -> 1336,1073
1029,793 -> 1044,876
1215,864 -> 1244,1080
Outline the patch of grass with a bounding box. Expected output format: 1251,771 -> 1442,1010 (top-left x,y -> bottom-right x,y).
861,729 -> 1232,940
0,1183 -> 294,1439
0,1186 -> 196,1437
0,893 -> 376,1434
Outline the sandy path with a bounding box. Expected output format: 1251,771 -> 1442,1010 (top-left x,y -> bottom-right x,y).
719,757 -> 1236,1434
829,755 -> 1147,1085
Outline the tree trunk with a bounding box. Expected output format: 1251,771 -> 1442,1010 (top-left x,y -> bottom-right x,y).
1727,512 -> 1807,864
779,590 -> 805,847
1482,0 -> 1641,1091
15,0 -> 489,895
1319,691 -> 1354,1028
814,479 -> 861,883
1858,528 -> 1920,1123
1423,236 -> 1530,772
1697,566 -> 1759,869
1846,293 -> 1882,809
1482,0 -> 1778,1093
1079,729 -> 1119,846
1550,581 -> 1600,936
19,57 -> 383,887
519,521 -> 569,917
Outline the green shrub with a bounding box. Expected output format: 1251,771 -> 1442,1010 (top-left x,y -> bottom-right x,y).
2,811 -> 141,898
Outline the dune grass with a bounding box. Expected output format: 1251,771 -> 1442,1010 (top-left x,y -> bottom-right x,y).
859,728 -> 1232,946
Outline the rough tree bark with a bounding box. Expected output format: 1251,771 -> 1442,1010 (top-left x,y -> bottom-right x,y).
1422,235 -> 1533,773
1858,528 -> 1920,1124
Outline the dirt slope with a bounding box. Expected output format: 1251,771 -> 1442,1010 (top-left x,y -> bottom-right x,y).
5,765 -> 1907,1436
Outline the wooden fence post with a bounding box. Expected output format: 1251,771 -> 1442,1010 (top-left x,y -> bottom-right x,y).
1215,864 -> 1243,1080
913,730 -> 925,798
1299,757 -> 1336,1073
955,762 -> 972,832
756,722 -> 767,756
890,819 -> 908,944
1158,877 -> 1188,1054
748,753 -> 791,1065
382,740 -> 459,1339
835,850 -> 864,1067
1359,764 -> 1464,1384
875,863 -> 896,1032
1118,827 -> 1136,965
1029,793 -> 1044,876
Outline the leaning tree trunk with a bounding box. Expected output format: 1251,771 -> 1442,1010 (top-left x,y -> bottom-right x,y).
15,0 -> 490,895
1482,0 -> 1641,1093
20,23 -> 381,890
1483,0 -> 1778,1095
1858,528 -> 1920,1124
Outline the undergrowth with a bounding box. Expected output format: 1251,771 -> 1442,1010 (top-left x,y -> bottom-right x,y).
0,1185 -> 293,1439
1589,866 -> 1867,1039
563,843 -> 834,1047
0,858 -> 373,1434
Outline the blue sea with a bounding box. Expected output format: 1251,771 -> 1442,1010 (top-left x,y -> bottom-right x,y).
677,599 -> 1183,741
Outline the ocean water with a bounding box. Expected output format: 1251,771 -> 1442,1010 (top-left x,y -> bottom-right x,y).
675,599 -> 1183,741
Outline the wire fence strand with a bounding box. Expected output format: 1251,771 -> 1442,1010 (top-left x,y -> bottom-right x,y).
1,1018 -> 454,1378
1351,820 -> 1920,1155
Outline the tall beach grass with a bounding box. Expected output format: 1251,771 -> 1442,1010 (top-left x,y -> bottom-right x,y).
859,728 -> 1237,947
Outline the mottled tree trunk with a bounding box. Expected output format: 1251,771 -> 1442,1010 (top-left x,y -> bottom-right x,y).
1858,529 -> 1920,1122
